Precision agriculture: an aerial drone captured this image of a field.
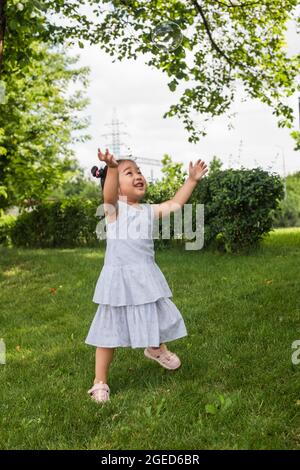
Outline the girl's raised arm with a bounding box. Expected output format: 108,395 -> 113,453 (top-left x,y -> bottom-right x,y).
98,148 -> 119,219
152,159 -> 208,220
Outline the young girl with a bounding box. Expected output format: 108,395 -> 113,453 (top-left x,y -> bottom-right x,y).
86,148 -> 208,403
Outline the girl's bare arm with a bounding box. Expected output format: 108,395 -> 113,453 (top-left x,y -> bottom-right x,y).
98,148 -> 119,218
152,159 -> 208,219
103,166 -> 119,205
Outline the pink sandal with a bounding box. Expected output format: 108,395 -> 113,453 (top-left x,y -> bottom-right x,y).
144,344 -> 181,370
87,382 -> 110,403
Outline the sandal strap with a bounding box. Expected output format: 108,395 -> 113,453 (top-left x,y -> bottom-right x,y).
152,345 -> 174,361
88,383 -> 110,395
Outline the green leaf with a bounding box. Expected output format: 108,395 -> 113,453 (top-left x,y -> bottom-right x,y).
168,80 -> 178,92
9,19 -> 18,30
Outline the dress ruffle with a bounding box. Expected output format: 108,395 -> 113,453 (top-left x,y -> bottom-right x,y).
85,297 -> 188,349
92,260 -> 173,306
87,201 -> 188,349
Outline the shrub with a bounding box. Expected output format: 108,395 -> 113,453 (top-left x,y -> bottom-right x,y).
9,167 -> 285,253
145,155 -> 186,250
11,197 -> 100,248
190,168 -> 284,253
272,172 -> 300,228
0,214 -> 17,246
273,194 -> 300,227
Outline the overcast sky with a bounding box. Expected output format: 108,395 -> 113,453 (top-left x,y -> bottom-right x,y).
70,14 -> 300,182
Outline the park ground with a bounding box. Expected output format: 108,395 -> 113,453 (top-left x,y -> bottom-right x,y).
0,228 -> 300,449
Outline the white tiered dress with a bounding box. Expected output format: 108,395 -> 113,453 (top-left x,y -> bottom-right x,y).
85,199 -> 188,349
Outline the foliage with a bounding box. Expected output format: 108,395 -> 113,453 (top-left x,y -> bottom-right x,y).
0,0 -> 48,75
0,213 -> 16,246
273,170 -> 300,227
10,197 -> 100,248
147,156 -> 284,253
191,167 -> 285,252
48,159 -> 100,200
0,44 -> 90,211
1,1 -> 299,145
209,155 -> 223,175
157,153 -> 187,196
146,154 -> 187,250
35,0 -> 300,146
5,156 -> 286,252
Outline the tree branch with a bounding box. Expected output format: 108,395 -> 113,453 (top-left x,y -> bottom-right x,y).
190,0 -> 235,66
227,0 -> 262,7
215,0 -> 263,7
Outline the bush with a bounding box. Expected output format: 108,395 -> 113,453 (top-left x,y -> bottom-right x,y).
273,194 -> 300,227
146,166 -> 284,253
11,197 -> 101,248
190,167 -> 284,253
145,154 -> 187,250
0,214 -> 17,246
272,172 -> 300,228
9,167 -> 285,253
146,181 -> 184,251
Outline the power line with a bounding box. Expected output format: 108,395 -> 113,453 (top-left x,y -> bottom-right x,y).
100,108 -> 162,182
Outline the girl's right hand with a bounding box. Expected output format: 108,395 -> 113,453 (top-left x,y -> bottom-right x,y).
98,148 -> 118,168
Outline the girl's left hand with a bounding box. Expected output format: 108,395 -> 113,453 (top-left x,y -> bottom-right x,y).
98,148 -> 118,168
189,159 -> 208,183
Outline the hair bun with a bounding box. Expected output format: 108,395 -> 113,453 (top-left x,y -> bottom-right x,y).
91,166 -> 105,178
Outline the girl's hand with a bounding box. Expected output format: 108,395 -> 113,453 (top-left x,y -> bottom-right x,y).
189,159 -> 208,183
98,148 -> 118,168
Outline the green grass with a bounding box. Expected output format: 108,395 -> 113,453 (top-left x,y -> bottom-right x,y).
1,228 -> 300,450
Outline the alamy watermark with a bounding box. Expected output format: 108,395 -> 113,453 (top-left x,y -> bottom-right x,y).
0,339 -> 6,365
0,81 -> 6,105
291,340 -> 300,365
95,201 -> 204,251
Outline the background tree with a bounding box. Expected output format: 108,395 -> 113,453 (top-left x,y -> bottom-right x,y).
0,44 -> 90,211
2,1 -> 299,146
159,153 -> 187,196
273,170 -> 300,226
0,0 -> 48,75
35,0 -> 300,147
48,158 -> 100,200
209,155 -> 223,175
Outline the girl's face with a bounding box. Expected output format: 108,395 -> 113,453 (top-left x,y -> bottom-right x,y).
118,160 -> 147,202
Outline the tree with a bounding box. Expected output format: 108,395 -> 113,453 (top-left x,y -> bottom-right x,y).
209,155 -> 223,174
160,153 -> 187,196
145,154 -> 187,202
272,170 -> 300,226
40,0 -> 300,146
48,158 -> 100,200
0,0 -> 48,75
2,1 -> 300,146
0,44 -> 90,211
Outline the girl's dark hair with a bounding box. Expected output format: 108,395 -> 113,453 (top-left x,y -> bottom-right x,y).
91,159 -> 135,191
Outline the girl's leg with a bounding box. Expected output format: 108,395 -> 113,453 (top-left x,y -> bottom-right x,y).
94,347 -> 115,384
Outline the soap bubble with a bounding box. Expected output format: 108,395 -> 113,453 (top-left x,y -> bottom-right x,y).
151,21 -> 183,52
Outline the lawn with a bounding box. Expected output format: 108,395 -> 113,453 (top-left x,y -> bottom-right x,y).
1,228 -> 300,450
